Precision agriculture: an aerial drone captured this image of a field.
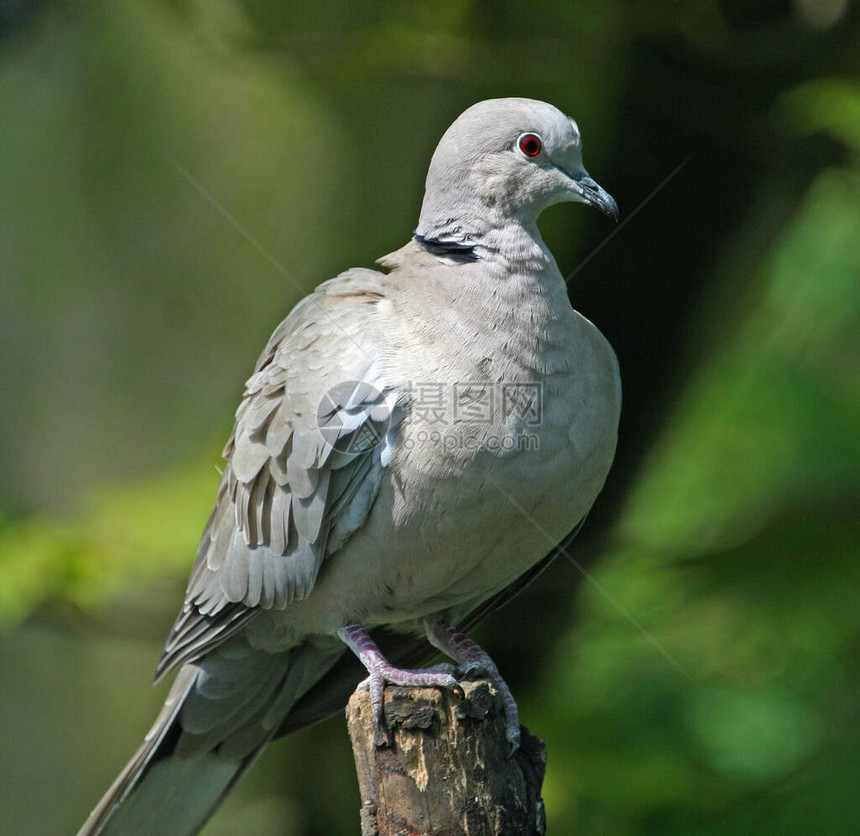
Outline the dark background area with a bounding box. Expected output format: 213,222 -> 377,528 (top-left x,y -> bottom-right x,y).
1,1 -> 858,833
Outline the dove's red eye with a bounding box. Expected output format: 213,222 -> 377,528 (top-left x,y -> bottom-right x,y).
518,133 -> 542,157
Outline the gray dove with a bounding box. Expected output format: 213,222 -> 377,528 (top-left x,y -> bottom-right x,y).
79,97 -> 621,835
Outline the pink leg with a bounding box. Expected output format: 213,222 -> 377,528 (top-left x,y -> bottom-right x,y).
425,620 -> 521,751
337,624 -> 461,724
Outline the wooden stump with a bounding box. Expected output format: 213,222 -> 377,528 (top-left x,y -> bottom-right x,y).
346,680 -> 547,835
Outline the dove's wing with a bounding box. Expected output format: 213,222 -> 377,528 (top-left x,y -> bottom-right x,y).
156,268 -> 400,679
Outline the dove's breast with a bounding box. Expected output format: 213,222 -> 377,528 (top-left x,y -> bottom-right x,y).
383,305 -> 620,613
273,264 -> 620,634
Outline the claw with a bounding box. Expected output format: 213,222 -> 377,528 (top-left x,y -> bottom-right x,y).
455,661 -> 487,679
505,722 -> 521,755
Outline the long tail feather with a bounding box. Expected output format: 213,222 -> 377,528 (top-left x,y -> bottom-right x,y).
78,639 -> 344,835
77,667 -> 259,836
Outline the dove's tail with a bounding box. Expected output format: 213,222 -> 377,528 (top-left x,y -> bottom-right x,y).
78,639 -> 344,836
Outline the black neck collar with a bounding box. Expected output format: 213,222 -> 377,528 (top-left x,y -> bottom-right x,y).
414,233 -> 479,263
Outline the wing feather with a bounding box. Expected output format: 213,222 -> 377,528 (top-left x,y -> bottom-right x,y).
268,486 -> 291,555
156,268 -> 400,678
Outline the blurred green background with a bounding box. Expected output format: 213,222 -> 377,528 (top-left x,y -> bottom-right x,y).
1,1 -> 859,833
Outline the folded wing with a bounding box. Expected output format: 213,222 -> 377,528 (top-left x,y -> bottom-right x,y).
157,268 -> 400,678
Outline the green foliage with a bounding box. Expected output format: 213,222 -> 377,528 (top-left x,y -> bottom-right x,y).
621,165 -> 860,556
783,77 -> 860,156
0,448 -> 222,624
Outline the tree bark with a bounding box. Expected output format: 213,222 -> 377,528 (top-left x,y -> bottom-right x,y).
346,680 -> 547,835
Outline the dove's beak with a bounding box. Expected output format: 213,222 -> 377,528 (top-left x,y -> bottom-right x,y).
571,171 -> 619,222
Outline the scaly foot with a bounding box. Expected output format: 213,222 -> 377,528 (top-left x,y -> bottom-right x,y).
337,624 -> 463,724
425,619 -> 521,752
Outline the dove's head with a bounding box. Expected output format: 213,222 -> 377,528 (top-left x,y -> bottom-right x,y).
416,98 -> 617,244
